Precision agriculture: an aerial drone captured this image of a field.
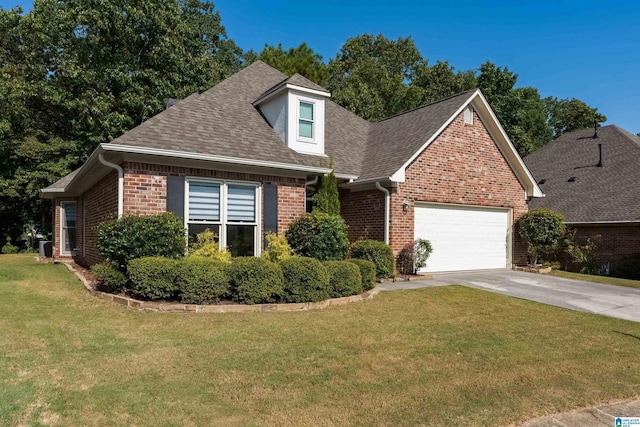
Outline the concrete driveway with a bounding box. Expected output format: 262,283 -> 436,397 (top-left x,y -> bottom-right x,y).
379,270 -> 640,322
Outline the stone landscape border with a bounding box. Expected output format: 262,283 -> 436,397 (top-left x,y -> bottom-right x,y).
55,258 -> 381,313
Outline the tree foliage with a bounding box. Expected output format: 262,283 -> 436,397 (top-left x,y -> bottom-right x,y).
544,97 -> 607,137
517,208 -> 566,265
258,42 -> 329,86
0,0 -> 243,244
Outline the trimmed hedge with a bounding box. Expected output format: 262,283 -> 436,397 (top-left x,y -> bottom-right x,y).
91,262 -> 127,293
127,257 -> 178,301
324,260 -> 362,298
176,258 -> 230,304
97,213 -> 186,272
350,240 -> 395,279
349,259 -> 376,291
280,257 -> 330,303
285,212 -> 349,261
228,257 -> 284,304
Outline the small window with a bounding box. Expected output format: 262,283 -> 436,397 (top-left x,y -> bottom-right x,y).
464,106 -> 473,125
60,201 -> 77,255
299,101 -> 314,139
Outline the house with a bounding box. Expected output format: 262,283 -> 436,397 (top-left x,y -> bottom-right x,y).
524,125 -> 640,268
41,61 -> 542,273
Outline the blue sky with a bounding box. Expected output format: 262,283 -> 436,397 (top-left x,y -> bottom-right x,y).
3,0 -> 638,133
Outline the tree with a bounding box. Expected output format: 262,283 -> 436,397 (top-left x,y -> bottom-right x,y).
544,97 -> 607,137
258,43 -> 329,85
313,169 -> 340,215
412,60 -> 476,104
477,62 -> 552,156
517,208 -> 565,265
0,0 -> 243,243
327,34 -> 425,121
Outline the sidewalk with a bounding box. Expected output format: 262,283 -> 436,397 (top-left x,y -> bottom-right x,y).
521,399 -> 640,426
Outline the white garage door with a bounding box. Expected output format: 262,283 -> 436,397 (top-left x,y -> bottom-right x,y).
414,204 -> 510,272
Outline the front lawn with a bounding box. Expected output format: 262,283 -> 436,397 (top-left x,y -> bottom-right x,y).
550,269 -> 640,290
1,254 -> 639,426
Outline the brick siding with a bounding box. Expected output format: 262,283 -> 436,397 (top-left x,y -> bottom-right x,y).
341,109 -> 530,266
570,224 -> 640,269
64,162 -> 307,266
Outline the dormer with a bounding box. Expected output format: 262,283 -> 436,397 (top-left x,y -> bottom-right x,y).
253,74 -> 330,157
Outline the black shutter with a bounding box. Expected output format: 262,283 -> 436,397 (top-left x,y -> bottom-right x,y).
263,184 -> 278,247
166,175 -> 185,220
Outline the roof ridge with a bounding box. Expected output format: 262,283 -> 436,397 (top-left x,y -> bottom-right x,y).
374,88 -> 478,123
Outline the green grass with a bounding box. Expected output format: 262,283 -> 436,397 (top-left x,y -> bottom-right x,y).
550,269 -> 640,289
1,254 -> 639,426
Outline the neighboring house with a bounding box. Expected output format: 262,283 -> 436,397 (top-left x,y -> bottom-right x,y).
524,125 -> 640,268
41,61 -> 542,273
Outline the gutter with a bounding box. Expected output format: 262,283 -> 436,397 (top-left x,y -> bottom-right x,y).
98,154 -> 124,218
375,182 -> 390,244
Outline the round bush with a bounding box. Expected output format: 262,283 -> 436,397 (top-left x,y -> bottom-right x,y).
176,258 -> 230,304
127,257 -> 178,301
350,240 -> 395,279
97,213 -> 186,272
324,260 -> 362,298
285,212 -> 349,261
228,257 -> 284,304
91,262 -> 127,293
348,259 -> 376,291
280,257 -> 330,303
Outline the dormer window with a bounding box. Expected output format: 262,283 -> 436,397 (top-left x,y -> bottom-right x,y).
298,101 -> 314,140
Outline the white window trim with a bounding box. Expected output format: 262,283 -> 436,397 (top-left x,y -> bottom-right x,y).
184,177 -> 262,256
59,201 -> 77,256
296,98 -> 315,143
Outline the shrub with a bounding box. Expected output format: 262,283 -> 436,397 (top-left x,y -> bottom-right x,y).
615,254 -> 640,280
91,262 -> 127,293
285,212 -> 349,261
97,213 -> 186,272
350,240 -> 395,278
280,257 -> 330,303
176,258 -> 229,304
262,232 -> 292,263
324,260 -> 362,298
313,168 -> 340,215
1,236 -> 18,254
188,228 -> 231,263
397,239 -> 433,275
349,259 -> 376,291
564,229 -> 600,274
517,208 -> 565,265
127,257 -> 178,301
228,257 -> 283,304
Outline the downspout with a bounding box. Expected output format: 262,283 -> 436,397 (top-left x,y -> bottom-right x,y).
375,181 -> 390,244
98,154 -> 124,218
305,175 -> 319,188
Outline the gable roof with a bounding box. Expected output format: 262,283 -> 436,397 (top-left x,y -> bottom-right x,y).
524,125 -> 640,223
43,61 -> 540,198
360,90 -> 477,181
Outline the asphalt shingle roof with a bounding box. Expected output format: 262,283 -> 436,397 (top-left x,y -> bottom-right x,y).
49,61 -> 480,190
524,125 -> 640,223
361,90 -> 476,180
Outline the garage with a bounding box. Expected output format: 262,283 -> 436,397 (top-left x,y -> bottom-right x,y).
414,203 -> 511,272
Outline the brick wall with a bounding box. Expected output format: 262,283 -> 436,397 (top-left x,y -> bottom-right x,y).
341,109 -> 530,266
340,188 -> 385,242
570,224 -> 640,268
64,162 -> 307,267
74,171 -> 119,266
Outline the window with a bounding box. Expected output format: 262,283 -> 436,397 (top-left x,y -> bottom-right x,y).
298,101 -> 314,139
60,201 -> 76,255
186,179 -> 259,257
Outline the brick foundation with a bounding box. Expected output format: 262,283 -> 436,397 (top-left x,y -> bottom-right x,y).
569,224 -> 640,269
